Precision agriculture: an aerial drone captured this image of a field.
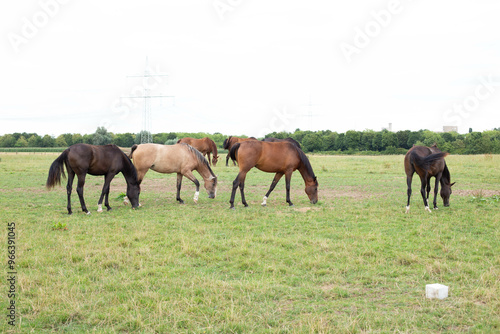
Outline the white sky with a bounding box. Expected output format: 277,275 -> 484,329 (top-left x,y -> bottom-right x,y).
1,0 -> 499,137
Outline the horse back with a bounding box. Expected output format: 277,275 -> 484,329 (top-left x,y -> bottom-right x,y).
405,145 -> 447,177
238,141 -> 300,173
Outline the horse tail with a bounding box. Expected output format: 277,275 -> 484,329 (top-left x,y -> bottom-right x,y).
46,149 -> 69,189
230,142 -> 241,162
129,144 -> 139,159
410,150 -> 448,169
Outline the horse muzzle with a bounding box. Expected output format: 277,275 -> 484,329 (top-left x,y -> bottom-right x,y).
310,199 -> 318,204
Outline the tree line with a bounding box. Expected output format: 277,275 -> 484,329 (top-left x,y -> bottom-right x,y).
1,127 -> 499,154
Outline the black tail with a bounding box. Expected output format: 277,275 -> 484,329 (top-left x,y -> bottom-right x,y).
46,149 -> 69,188
129,144 -> 139,159
229,142 -> 240,162
410,151 -> 448,169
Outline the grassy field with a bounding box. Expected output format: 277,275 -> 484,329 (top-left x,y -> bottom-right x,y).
0,153 -> 499,333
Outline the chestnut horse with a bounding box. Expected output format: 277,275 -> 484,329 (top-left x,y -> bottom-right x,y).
46,144 -> 140,214
177,137 -> 219,166
129,143 -> 217,204
228,141 -> 318,208
404,145 -> 454,213
223,136 -> 257,166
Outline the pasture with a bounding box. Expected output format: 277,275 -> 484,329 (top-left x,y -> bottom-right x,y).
0,152 -> 499,333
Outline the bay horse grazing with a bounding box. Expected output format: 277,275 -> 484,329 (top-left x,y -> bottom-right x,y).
262,137 -> 301,149
404,145 -> 455,213
129,143 -> 217,204
229,141 -> 318,209
46,144 -> 140,214
223,136 -> 257,166
177,137 -> 219,166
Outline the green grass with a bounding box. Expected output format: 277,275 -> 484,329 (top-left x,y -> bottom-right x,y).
0,153 -> 499,333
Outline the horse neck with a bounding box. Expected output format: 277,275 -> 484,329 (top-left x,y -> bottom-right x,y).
120,154 -> 138,185
298,161 -> 315,184
210,140 -> 218,155
196,160 -> 214,180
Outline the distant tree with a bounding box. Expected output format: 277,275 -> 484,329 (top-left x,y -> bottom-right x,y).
0,134 -> 16,147
92,127 -> 112,145
113,133 -> 135,147
381,130 -> 398,149
302,133 -> 323,152
72,134 -> 83,144
15,136 -> 28,147
344,130 -> 361,150
62,133 -> 74,146
55,135 -> 68,147
27,135 -> 42,147
41,135 -> 55,147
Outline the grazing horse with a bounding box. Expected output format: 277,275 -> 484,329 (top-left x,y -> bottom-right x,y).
404,145 -> 455,213
228,141 -> 318,209
262,137 -> 301,149
177,137 -> 219,166
46,144 -> 140,214
129,143 -> 217,204
223,136 -> 257,166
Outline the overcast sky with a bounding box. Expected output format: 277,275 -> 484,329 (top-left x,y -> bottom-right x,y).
1,0 -> 499,137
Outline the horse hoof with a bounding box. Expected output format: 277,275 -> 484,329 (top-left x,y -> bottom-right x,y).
178,201 -> 185,205
229,206 -> 235,210
86,211 -> 91,215
261,203 -> 267,207
107,207 -> 112,211
425,206 -> 432,213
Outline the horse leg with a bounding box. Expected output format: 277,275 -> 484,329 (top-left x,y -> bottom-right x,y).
261,173 -> 283,206
176,173 -> 184,204
76,173 -> 90,214
229,171 -> 247,209
66,169 -> 75,215
207,152 -> 212,166
182,170 -> 200,203
226,154 -> 230,167
285,172 -> 293,206
426,175 -> 431,201
419,174 -> 431,213
98,173 -> 115,212
432,174 -> 441,209
405,174 -> 413,213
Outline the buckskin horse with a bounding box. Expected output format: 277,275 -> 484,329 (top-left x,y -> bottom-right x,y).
404,145 -> 455,213
177,137 -> 219,166
46,144 -> 141,214
128,143 -> 217,204
223,136 -> 257,166
228,140 -> 318,209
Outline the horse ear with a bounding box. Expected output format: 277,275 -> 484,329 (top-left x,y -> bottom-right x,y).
450,182 -> 456,187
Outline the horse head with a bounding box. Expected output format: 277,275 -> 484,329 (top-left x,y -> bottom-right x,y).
305,176 -> 319,204
126,182 -> 141,209
204,175 -> 217,199
440,181 -> 455,207
212,155 -> 220,166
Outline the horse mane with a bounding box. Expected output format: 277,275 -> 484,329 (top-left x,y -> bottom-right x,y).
223,136 -> 232,149
442,163 -> 451,184
180,143 -> 216,178
116,146 -> 138,183
208,138 -> 218,156
295,146 -> 316,181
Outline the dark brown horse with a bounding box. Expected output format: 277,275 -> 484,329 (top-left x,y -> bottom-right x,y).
46,144 -> 140,214
404,145 -> 454,213
177,137 -> 219,166
262,137 -> 301,149
223,136 -> 257,166
229,141 -> 318,208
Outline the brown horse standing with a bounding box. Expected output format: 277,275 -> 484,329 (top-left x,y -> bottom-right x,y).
404,145 -> 455,213
177,137 -> 219,166
229,141 -> 318,209
46,144 -> 141,214
129,143 -> 217,204
223,136 -> 257,166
